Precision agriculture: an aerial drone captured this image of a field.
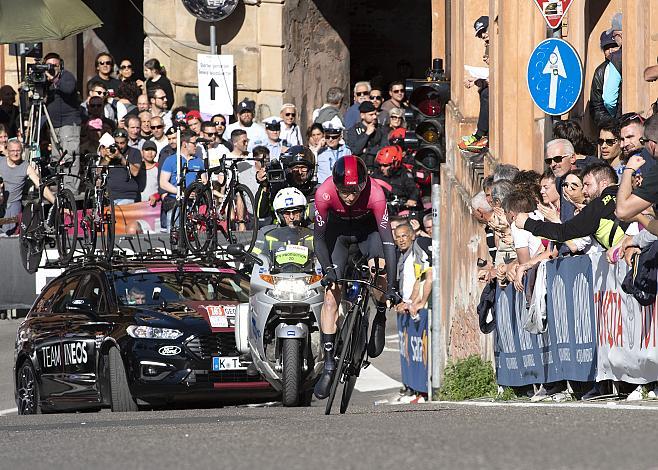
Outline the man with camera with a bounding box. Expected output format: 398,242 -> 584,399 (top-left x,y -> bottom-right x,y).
255,145 -> 316,226
98,129 -> 142,205
44,52 -> 81,194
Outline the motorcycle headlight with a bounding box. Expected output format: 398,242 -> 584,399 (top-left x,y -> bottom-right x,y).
126,325 -> 184,340
268,277 -> 317,301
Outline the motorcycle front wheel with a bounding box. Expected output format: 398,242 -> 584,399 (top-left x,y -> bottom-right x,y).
281,338 -> 301,407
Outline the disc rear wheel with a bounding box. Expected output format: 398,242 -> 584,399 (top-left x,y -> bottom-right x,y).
183,182 -> 217,254
225,183 -> 257,252
54,189 -> 78,265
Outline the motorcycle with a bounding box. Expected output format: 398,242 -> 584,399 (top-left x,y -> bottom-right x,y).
235,226 -> 323,406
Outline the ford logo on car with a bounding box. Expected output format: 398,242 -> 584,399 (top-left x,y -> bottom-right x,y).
158,346 -> 181,356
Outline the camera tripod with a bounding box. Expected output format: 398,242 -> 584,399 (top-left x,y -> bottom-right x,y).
22,86 -> 65,164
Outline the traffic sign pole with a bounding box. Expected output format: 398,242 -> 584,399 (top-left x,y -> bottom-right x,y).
210,25 -> 217,54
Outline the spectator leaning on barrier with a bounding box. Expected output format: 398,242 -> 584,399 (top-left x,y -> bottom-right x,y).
0,140 -> 55,235
516,162 -> 629,250
489,179 -> 517,285
552,120 -> 598,169
492,163 -> 519,182
616,114 -> 658,224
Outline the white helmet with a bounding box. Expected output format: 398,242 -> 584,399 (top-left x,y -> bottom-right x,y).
272,187 -> 307,225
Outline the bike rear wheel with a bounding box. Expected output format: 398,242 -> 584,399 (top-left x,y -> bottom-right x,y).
182,182 -> 217,255
19,203 -> 45,274
80,189 -> 97,256
54,189 -> 78,265
325,307 -> 359,415
100,196 -> 115,260
225,183 -> 258,253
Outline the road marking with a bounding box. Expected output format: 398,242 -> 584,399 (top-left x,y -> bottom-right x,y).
383,347 -> 400,352
385,334 -> 398,340
0,407 -> 17,416
429,400 -> 658,412
355,365 -> 402,392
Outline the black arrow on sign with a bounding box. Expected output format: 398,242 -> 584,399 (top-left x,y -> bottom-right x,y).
208,78 -> 218,100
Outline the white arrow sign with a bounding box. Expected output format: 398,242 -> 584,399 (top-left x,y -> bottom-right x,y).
542,46 -> 567,109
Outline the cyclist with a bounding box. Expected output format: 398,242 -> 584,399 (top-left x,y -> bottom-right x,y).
313,154 -> 397,399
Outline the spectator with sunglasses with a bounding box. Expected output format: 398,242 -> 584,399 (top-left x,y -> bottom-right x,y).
149,116 -> 168,155
118,59 -> 138,83
369,86 -> 389,126
92,52 -> 121,98
343,81 -> 372,129
597,119 -> 623,170
279,104 -> 303,147
211,113 -> 232,149
148,85 -> 172,130
382,80 -> 407,114
316,122 -> 351,183
81,79 -> 116,123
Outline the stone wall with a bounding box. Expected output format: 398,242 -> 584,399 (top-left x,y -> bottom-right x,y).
282,0 -> 350,130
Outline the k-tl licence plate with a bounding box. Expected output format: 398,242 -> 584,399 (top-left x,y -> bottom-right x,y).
212,356 -> 246,371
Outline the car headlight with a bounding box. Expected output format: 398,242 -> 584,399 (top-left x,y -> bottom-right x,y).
267,277 -> 317,301
126,325 -> 184,340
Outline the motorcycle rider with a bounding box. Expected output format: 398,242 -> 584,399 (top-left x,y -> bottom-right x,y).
313,155 -> 397,399
255,145 -> 317,225
371,145 -> 418,212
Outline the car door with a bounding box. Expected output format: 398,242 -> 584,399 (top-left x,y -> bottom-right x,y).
59,273 -> 113,406
45,274 -> 84,404
26,278 -> 67,403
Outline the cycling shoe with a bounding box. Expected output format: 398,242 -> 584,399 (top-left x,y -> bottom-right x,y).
313,364 -> 336,400
367,309 -> 387,358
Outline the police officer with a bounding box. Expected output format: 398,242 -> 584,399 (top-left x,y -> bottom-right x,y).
255,145 -> 317,226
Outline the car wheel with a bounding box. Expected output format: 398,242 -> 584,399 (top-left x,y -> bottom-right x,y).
16,361 -> 40,415
108,347 -> 138,412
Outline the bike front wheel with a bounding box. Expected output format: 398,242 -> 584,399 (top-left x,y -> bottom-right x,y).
325,308 -> 359,415
225,183 -> 258,253
54,189 -> 78,265
183,182 -> 217,255
19,203 -> 45,274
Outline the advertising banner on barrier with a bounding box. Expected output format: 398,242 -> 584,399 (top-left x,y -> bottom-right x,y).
495,256 -> 597,386
397,310 -> 428,393
590,252 -> 658,384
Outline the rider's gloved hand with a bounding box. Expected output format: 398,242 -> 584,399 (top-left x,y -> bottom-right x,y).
321,267 -> 338,287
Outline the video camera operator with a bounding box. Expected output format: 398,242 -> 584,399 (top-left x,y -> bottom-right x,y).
43,52 -> 81,194
255,145 -> 317,226
371,145 -> 418,214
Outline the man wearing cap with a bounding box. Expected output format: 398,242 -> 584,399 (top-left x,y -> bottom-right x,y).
344,101 -> 388,169
186,110 -> 203,136
459,15 -> 490,152
159,125 -> 179,163
603,13 -> 623,119
224,98 -> 268,152
138,140 -> 160,206
590,31 -> 621,130
316,123 -> 351,183
262,117 -> 287,159
280,104 -> 303,147
343,81 -> 372,129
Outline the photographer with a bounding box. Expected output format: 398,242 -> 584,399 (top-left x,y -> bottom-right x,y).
44,52 -> 81,194
99,129 -> 142,205
255,145 -> 316,226
371,145 -> 418,213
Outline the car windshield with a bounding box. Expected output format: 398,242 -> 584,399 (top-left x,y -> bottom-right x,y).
112,271 -> 249,306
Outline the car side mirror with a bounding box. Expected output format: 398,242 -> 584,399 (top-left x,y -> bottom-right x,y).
226,244 -> 244,256
66,299 -> 97,317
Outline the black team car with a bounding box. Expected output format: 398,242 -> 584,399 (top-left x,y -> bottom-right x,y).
14,260 -> 277,414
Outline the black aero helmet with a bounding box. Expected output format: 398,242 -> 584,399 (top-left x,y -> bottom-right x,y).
332,155 -> 367,192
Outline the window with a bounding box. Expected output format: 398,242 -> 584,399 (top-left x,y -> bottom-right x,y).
51,276 -> 82,313
74,274 -> 108,314
33,279 -> 64,314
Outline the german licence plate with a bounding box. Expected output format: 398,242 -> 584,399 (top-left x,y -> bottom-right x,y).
212,356 -> 246,371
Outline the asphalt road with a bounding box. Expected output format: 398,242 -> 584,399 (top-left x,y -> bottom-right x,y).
4,317 -> 658,469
